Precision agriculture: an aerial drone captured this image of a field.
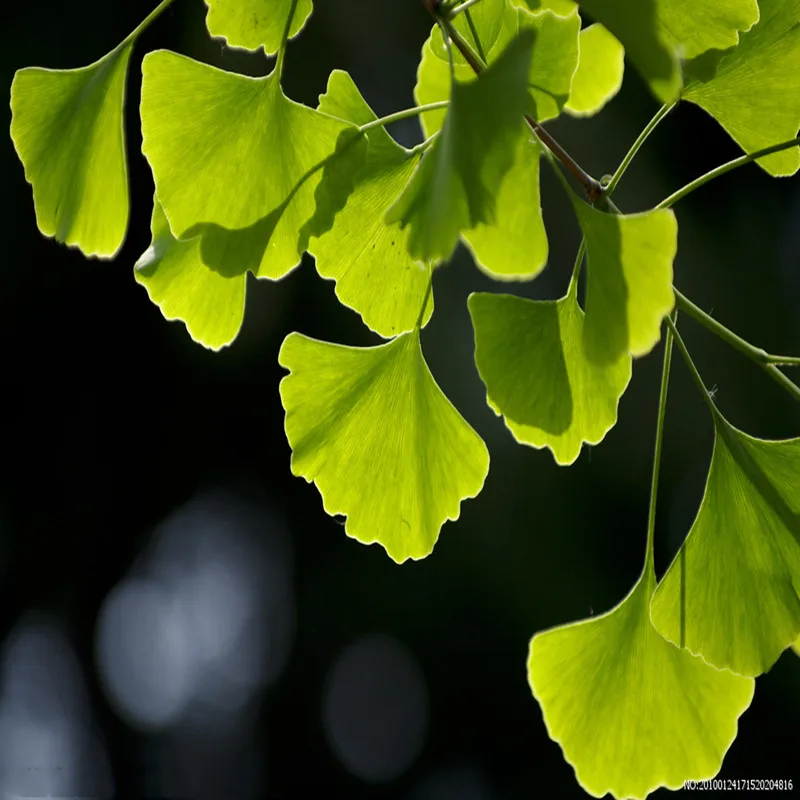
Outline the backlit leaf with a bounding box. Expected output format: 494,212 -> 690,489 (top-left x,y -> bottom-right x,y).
684,0 -> 800,177
10,43 -> 132,258
386,31 -> 535,263
204,0 -> 313,55
651,414 -> 800,677
469,285 -> 631,466
134,198 -> 245,351
573,200 -> 677,365
279,330 -> 490,562
565,24 -> 625,117
140,50 -> 353,279
307,71 -> 433,337
529,564 -> 754,798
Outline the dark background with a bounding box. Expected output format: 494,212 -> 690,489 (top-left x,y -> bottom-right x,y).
1,1 -> 799,798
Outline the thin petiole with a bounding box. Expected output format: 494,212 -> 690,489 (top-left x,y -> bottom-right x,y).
567,238 -> 587,294
644,311 -> 676,579
605,102 -> 676,197
121,0 -> 176,47
463,7 -> 488,64
439,20 -> 457,83
675,290 -> 800,402
416,266 -> 435,329
665,316 -> 720,419
656,137 -> 800,210
275,0 -> 300,79
358,102 -> 449,135
447,0 -> 486,19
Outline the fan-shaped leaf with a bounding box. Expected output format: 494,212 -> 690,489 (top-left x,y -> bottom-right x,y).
278,330 -> 490,562
651,415 -> 800,677
684,0 -> 800,177
204,0 -> 313,55
306,71 -> 433,337
140,50 -> 353,279
469,287 -> 631,466
134,198 -> 246,350
529,566 -> 754,799
10,44 -> 132,258
416,20 -> 550,280
573,200 -> 677,365
386,31 -> 534,263
565,23 -> 625,117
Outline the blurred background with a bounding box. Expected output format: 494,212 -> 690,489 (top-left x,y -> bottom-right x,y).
1,1 -> 798,798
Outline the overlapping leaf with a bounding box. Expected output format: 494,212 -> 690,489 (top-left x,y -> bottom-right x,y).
684,0 -> 800,177
386,31 -> 534,263
278,331 -> 490,562
565,23 -> 625,117
429,0 -> 580,123
469,287 -> 631,465
10,43 -> 132,257
305,71 -> 433,337
140,50 -> 354,279
134,198 -> 246,350
651,415 -> 800,677
517,0 -> 758,103
415,22 -> 548,279
573,200 -> 677,365
529,563 -> 754,799
204,0 -> 314,54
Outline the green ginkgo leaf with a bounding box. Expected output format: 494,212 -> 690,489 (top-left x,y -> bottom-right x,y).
278,330 -> 490,562
429,0 -> 580,123
565,23 -> 625,117
573,200 -> 677,365
386,31 -> 534,263
684,0 -> 800,177
529,563 -> 754,799
306,70 -> 433,337
469,285 -> 631,466
515,0 -> 758,101
416,20 -> 549,280
793,637 -> 800,657
650,414 -> 800,677
204,0 -> 313,54
140,50 -> 353,279
134,198 -> 246,351
10,43 -> 132,258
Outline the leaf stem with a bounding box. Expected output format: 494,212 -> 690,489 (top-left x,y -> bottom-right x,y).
656,137 -> 800,210
416,266 -> 434,329
275,0 -> 300,80
358,102 -> 450,134
605,102 -> 676,197
645,311 -> 675,578
665,315 -> 720,419
121,0 -> 176,47
447,0 -> 486,19
675,290 -> 800,402
463,8 -> 488,64
439,20 -> 457,83
567,238 -> 586,295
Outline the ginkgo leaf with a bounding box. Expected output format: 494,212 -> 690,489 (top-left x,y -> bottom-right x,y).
461,129 -> 547,281
428,1 -> 580,123
529,565 -> 754,799
387,31 -> 534,263
650,415 -> 800,677
306,70 -> 433,337
684,0 -> 800,177
278,330 -> 490,562
416,27 -> 548,280
565,24 -> 625,117
793,637 -> 800,657
10,43 -> 132,258
573,200 -> 677,365
204,0 -> 313,55
134,198 -> 245,351
469,286 -> 631,466
140,50 -> 353,279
